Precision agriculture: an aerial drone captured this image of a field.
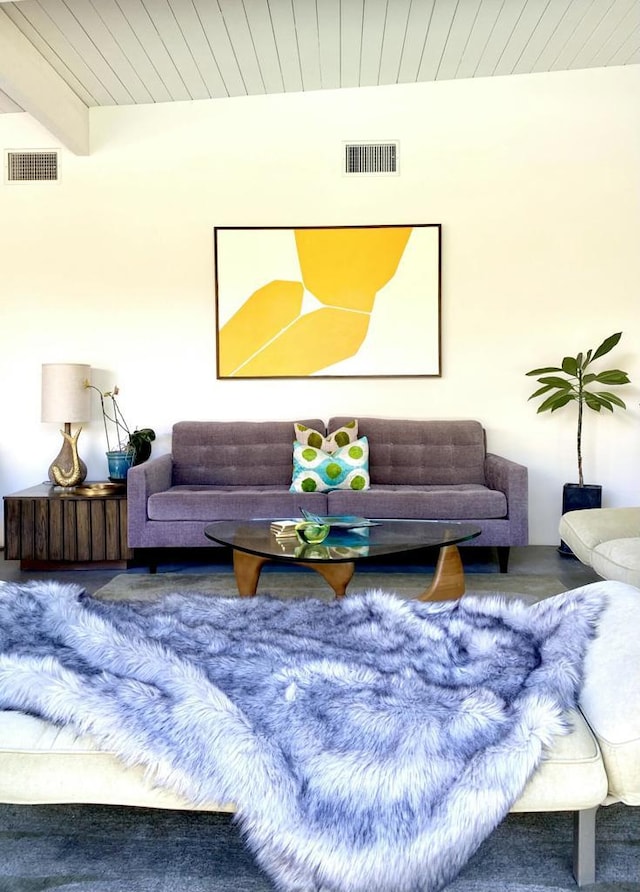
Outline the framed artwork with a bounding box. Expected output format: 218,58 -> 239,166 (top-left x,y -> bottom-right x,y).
214,224 -> 441,379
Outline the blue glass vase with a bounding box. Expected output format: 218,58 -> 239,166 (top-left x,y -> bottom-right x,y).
106,450 -> 134,483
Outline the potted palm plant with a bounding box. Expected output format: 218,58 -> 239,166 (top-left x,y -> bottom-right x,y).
85,383 -> 155,482
525,332 -> 631,552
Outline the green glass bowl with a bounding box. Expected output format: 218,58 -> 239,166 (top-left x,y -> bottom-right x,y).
295,521 -> 330,544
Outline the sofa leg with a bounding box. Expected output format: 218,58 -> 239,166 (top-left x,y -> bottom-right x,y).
497,546 -> 510,573
573,806 -> 597,886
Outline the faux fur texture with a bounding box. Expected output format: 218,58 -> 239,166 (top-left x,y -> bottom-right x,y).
0,581 -> 604,892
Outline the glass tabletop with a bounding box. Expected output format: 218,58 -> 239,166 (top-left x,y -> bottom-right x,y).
204,519 -> 481,564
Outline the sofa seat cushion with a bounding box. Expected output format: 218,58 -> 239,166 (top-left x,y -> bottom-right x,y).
591,539 -> 640,588
327,485 -> 507,520
579,582 -> 640,805
511,708 -> 607,812
0,707 -> 604,815
147,486 -> 328,521
0,711 -> 232,811
559,508 -> 640,563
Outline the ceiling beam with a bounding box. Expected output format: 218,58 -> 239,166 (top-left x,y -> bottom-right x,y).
0,6 -> 89,155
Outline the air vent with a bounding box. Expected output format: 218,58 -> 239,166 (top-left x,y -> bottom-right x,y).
5,150 -> 59,182
344,142 -> 398,175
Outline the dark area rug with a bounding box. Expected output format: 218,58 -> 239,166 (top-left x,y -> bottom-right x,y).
0,801 -> 637,891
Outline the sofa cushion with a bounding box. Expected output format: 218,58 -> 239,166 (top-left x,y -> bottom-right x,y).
579,581 -> 640,805
329,417 -> 486,485
559,507 -> 640,558
293,420 -> 358,454
0,711 -> 231,811
290,438 -> 370,494
327,485 -> 507,519
591,539 -> 640,589
558,508 -> 640,586
0,705 -> 604,814
511,708 -> 607,812
148,486 -> 329,521
171,420 -> 325,486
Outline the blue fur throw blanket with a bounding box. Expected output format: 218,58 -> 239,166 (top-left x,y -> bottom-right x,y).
0,581 -> 604,892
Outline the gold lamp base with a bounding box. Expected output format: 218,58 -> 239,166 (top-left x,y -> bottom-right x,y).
48,423 -> 87,488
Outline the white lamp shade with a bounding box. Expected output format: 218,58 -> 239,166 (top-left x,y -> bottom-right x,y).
41,363 -> 91,423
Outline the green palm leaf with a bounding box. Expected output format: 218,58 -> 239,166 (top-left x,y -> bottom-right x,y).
536,392 -> 574,413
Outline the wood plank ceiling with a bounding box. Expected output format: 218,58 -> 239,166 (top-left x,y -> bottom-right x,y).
0,0 -> 638,151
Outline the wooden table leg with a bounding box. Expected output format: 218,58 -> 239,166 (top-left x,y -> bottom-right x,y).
417,544 -> 466,602
232,551 -> 269,596
304,561 -> 355,598
232,550 -> 355,598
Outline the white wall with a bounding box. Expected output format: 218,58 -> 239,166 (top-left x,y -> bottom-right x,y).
1,65 -> 639,546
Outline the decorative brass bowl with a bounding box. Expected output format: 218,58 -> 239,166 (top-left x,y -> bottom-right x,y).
72,482 -> 126,496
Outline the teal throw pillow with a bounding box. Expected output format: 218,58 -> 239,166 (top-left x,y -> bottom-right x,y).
293,420 -> 358,455
290,437 -> 370,493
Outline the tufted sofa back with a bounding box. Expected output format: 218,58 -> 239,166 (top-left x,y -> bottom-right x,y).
171,420 -> 324,486
171,418 -> 488,487
329,417 -> 487,486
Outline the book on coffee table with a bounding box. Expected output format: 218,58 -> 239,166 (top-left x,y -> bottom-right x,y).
270,520 -> 299,538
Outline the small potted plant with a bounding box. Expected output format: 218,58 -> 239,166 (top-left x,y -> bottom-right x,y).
525,332 -> 631,549
85,382 -> 156,482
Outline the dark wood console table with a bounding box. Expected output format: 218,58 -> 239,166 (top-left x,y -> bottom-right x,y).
3,483 -> 133,570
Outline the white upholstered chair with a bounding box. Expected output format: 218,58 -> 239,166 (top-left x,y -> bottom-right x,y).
559,507 -> 640,588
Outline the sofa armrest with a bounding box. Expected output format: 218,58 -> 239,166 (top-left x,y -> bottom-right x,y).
127,455 -> 173,547
578,580 -> 640,805
484,453 -> 528,544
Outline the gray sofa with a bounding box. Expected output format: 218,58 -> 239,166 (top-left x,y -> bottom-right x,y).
127,417 -> 528,570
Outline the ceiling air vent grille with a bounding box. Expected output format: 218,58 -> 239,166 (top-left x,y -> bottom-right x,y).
344,142 -> 398,175
6,150 -> 59,182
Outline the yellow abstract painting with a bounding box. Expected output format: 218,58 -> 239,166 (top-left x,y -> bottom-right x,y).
214,224 -> 440,378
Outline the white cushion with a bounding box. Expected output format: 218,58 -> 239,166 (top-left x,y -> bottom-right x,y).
0,707 -> 608,815
559,508 -> 640,587
511,707 -> 607,812
560,507 -> 640,550
0,711 -> 233,811
559,508 -> 640,582
579,581 -> 640,805
592,538 -> 640,588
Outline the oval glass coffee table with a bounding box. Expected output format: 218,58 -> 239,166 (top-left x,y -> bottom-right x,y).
204,519 -> 481,601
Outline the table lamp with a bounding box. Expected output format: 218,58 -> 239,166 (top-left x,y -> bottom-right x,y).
41,363 -> 91,487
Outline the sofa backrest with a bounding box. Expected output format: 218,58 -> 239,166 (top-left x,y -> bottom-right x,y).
171,420 -> 324,486
329,417 -> 487,485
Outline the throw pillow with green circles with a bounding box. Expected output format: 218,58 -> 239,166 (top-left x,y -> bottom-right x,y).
290,437 -> 370,493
